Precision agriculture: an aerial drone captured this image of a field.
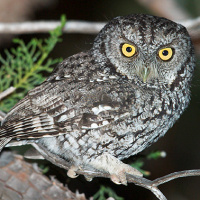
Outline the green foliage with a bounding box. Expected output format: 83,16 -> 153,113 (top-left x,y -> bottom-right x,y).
93,185 -> 124,200
131,159 -> 150,176
131,150 -> 166,176
39,164 -> 50,174
0,15 -> 66,112
147,150 -> 166,160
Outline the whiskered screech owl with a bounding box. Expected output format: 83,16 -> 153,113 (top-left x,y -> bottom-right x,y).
0,14 -> 195,185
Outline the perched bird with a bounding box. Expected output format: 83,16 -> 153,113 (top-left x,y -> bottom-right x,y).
0,14 -> 195,185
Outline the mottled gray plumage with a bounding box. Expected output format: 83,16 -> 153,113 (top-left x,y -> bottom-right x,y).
0,14 -> 195,184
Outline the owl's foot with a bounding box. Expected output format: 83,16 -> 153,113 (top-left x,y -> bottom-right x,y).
67,165 -> 79,178
110,164 -> 142,185
89,153 -> 143,185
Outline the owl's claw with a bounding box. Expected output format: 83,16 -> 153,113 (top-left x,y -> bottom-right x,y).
84,175 -> 93,182
110,164 -> 143,185
110,174 -> 124,185
67,166 -> 79,178
89,153 -> 143,185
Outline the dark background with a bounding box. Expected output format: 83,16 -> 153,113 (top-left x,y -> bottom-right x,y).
1,0 -> 200,199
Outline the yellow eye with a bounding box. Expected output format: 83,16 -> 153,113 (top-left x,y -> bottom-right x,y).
158,48 -> 173,61
121,43 -> 136,57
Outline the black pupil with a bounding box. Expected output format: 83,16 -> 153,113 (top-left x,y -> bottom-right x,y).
126,47 -> 132,52
162,50 -> 169,56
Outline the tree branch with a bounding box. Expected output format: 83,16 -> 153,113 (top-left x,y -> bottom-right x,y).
0,151 -> 88,200
180,17 -> 200,39
3,141 -> 200,200
0,86 -> 16,101
0,21 -> 105,34
33,143 -> 200,200
0,87 -> 16,121
69,168 -> 200,200
152,169 -> 200,186
0,111 -> 6,122
0,18 -> 199,39
0,87 -> 15,121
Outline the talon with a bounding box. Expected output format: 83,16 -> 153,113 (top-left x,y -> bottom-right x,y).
110,174 -> 124,185
88,153 -> 143,185
126,167 -> 143,177
67,166 -> 79,178
110,170 -> 128,185
110,165 -> 143,185
84,175 -> 93,182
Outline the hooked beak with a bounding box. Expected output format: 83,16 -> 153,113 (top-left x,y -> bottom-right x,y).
141,67 -> 150,83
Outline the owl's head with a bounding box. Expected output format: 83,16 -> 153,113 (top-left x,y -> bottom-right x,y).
92,14 -> 195,89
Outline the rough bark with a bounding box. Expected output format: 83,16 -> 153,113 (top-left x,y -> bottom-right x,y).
0,151 -> 87,200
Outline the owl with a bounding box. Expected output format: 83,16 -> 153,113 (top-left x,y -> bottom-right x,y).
0,14 -> 195,185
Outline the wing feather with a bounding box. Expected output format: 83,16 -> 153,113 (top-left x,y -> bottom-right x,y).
0,57 -> 132,141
